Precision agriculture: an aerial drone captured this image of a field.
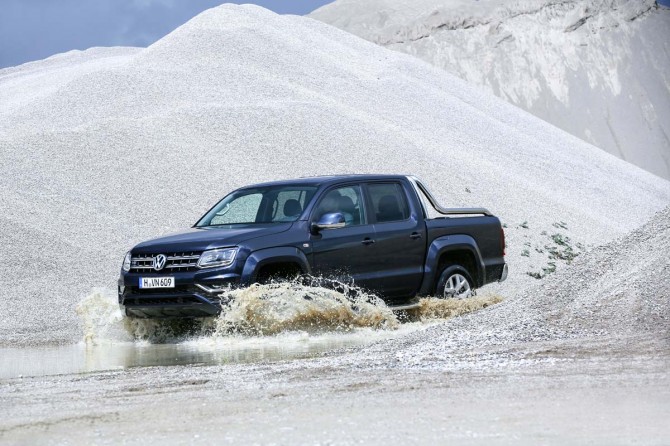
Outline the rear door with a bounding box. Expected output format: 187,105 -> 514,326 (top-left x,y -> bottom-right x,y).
364,181 -> 426,298
309,184 -> 380,290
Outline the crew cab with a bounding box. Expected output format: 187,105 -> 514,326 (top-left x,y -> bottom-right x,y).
119,175 -> 507,318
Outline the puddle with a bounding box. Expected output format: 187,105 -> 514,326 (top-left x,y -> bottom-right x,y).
0,328 -> 405,380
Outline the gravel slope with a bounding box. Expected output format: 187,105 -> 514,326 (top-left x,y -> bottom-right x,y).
310,0 -> 670,179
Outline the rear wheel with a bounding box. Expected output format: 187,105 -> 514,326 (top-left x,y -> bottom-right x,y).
435,265 -> 475,299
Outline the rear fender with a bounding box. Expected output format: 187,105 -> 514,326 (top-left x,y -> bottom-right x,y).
418,235 -> 485,295
240,246 -> 311,285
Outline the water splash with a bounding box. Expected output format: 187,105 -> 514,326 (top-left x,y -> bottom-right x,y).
76,289 -> 205,344
76,288 -> 131,344
410,294 -> 504,321
75,283 -> 502,345
212,282 -> 398,336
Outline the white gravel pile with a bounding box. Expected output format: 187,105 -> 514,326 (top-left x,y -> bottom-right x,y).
310,0 -> 670,179
0,4 -> 668,346
359,206 -> 670,370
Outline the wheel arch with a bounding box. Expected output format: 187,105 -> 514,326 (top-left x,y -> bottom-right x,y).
240,246 -> 311,285
418,235 -> 486,295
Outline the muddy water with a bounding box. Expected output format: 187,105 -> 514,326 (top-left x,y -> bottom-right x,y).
1,283 -> 502,380
0,329 -> 406,379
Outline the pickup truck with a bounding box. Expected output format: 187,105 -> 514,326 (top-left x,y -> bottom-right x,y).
119,175 -> 507,318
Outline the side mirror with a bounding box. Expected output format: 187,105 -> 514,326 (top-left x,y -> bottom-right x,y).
311,213 -> 346,233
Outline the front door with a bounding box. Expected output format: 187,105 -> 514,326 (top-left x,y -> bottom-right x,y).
309,184 -> 379,291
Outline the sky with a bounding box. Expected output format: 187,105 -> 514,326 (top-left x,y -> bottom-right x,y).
0,0 -> 333,69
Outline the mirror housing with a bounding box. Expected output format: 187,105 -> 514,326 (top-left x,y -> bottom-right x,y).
311,212 -> 346,233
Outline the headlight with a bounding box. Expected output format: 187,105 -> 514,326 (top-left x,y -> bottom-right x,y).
197,248 -> 237,269
122,251 -> 132,272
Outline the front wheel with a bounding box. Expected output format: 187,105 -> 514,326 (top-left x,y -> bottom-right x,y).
435,265 -> 475,299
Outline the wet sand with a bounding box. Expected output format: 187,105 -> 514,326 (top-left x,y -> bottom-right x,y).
2,344 -> 668,445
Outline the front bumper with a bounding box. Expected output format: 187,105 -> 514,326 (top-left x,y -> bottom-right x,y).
121,289 -> 223,318
119,269 -> 241,319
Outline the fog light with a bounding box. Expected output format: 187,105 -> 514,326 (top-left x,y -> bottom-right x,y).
195,283 -> 229,294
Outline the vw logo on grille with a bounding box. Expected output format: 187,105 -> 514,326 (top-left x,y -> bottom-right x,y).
152,254 -> 167,271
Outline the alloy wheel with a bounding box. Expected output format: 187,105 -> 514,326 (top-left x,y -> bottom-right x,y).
443,273 -> 472,298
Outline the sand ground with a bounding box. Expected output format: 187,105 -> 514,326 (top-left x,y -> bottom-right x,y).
2,339 -> 668,446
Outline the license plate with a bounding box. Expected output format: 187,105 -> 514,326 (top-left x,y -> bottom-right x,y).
139,277 -> 175,289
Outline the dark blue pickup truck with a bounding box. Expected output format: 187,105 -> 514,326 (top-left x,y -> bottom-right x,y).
119,175 -> 507,318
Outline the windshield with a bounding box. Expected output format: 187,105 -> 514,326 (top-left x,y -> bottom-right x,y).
196,185 -> 318,227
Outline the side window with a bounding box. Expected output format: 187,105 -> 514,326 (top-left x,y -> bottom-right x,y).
271,189 -> 311,222
367,183 -> 410,223
314,185 -> 365,226
210,193 -> 262,225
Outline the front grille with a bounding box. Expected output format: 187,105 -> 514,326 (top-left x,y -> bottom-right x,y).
130,251 -> 202,272
123,286 -> 223,306
126,296 -> 203,306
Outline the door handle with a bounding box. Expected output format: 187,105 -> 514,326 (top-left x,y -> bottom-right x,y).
361,238 -> 376,245
410,232 -> 422,240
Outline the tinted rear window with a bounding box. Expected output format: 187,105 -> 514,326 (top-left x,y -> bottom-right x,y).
367,183 -> 410,223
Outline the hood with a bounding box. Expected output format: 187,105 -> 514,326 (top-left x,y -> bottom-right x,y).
132,223 -> 293,254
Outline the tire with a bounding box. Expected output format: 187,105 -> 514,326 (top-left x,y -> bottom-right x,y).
256,263 -> 302,285
435,265 -> 475,299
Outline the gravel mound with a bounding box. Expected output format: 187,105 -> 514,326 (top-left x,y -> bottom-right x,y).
362,206 -> 670,370
0,4 -> 668,346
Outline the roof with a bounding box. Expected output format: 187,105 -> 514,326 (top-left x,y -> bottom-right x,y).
239,174 -> 411,189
